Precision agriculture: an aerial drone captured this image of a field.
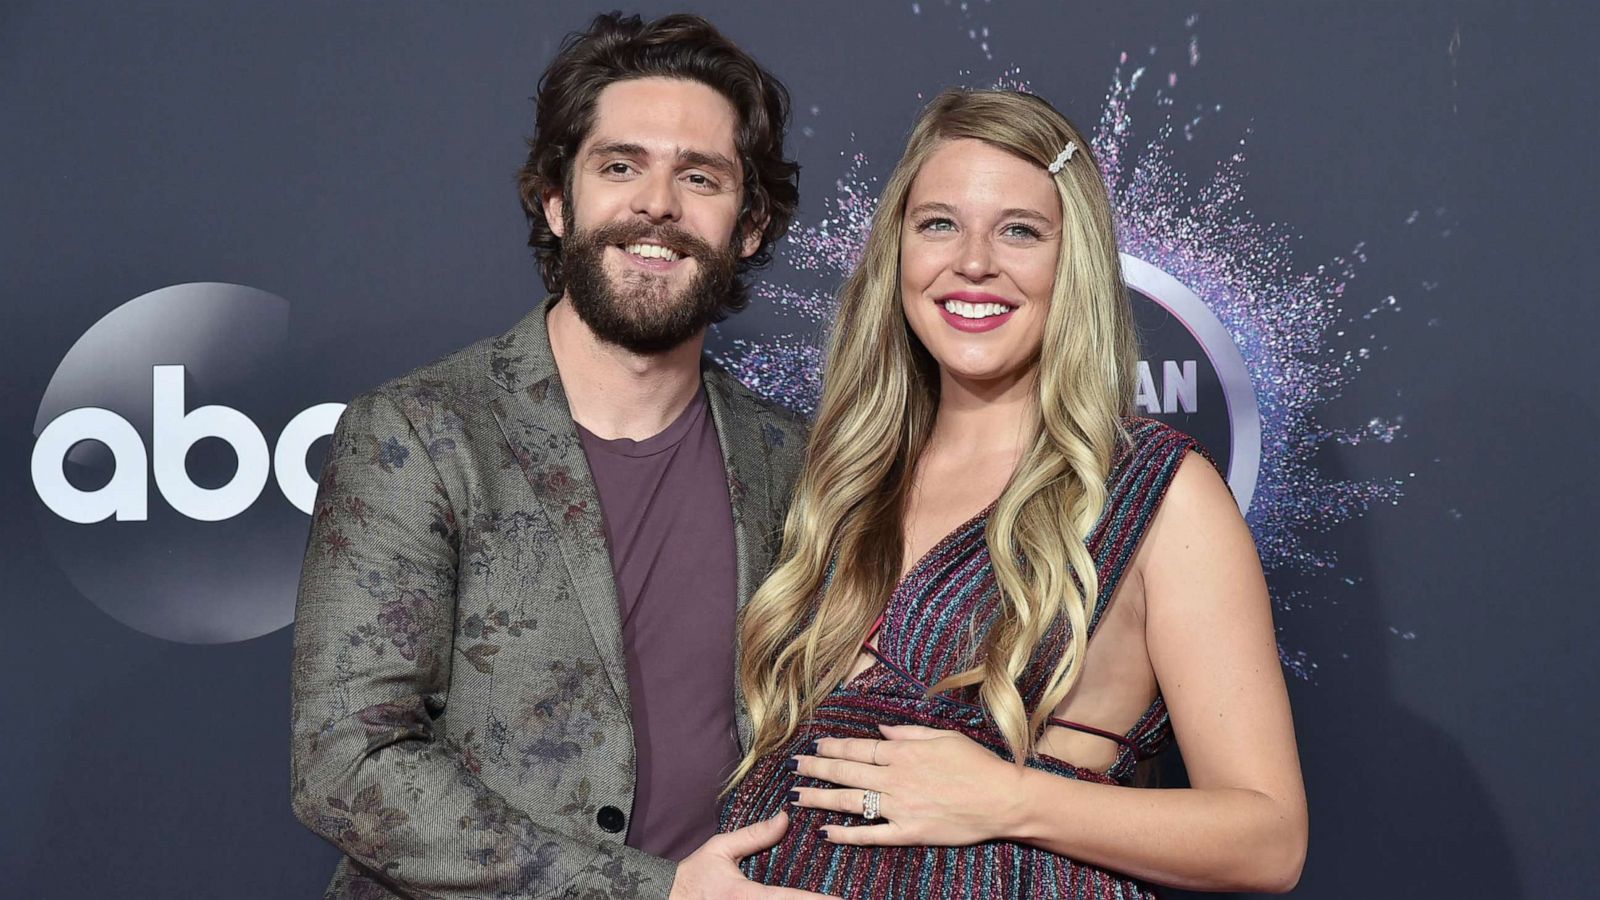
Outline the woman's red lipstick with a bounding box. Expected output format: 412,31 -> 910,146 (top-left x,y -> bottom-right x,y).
935,292 -> 1017,333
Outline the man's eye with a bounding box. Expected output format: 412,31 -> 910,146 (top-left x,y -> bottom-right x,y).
685,172 -> 718,189
603,162 -> 634,176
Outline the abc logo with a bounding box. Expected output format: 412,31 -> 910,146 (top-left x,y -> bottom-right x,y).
30,283 -> 342,644
32,365 -> 340,523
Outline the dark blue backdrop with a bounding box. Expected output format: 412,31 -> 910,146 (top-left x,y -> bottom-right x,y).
5,2 -> 1596,897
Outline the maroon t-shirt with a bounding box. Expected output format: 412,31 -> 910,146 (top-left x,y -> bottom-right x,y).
576,387 -> 740,861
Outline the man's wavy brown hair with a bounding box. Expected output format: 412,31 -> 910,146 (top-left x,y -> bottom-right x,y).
516,12 -> 800,316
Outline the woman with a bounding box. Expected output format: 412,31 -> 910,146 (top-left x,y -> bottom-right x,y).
719,90 -> 1308,897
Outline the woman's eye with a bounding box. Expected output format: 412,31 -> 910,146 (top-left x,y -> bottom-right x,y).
916,217 -> 956,233
1002,223 -> 1042,240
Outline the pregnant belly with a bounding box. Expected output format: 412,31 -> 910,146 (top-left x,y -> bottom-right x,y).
721,663 -> 1118,837
718,667 -> 1148,898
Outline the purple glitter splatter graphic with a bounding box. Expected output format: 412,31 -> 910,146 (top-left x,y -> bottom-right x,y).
716,13 -> 1409,680
720,151 -> 877,407
1093,47 -> 1406,581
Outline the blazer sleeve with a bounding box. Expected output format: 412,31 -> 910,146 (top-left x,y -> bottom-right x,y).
290,390 -> 676,900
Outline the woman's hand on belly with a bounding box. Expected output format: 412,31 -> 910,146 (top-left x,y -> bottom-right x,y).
789,723 -> 1028,846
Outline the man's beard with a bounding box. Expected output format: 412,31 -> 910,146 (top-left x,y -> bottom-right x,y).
561,215 -> 740,354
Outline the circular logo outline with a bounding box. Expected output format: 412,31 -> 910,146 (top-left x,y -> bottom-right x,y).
1122,253 -> 1261,513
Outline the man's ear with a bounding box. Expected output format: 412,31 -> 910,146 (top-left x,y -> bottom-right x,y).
739,217 -> 767,259
543,187 -> 566,239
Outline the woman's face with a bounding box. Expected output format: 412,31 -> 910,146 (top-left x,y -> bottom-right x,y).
900,138 -> 1062,390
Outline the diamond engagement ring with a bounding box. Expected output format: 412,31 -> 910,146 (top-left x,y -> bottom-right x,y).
862,789 -> 882,821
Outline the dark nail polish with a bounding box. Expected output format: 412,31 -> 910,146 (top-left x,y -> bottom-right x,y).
783,757 -> 798,771
787,790 -> 800,803
805,739 -> 819,755
820,827 -> 831,840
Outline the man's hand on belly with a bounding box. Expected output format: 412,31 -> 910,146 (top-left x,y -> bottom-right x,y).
669,811 -> 833,900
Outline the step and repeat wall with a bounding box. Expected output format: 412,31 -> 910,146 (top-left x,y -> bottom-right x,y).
5,2 -> 1596,897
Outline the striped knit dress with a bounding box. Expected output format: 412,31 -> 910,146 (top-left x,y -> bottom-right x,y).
720,418 -> 1205,899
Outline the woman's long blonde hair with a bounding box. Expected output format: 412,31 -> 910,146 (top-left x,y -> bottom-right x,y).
732,89 -> 1138,783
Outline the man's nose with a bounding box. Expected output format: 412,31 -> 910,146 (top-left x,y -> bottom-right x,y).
630,168 -> 682,222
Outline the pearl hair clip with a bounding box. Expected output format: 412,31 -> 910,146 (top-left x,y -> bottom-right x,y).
1046,142 -> 1078,174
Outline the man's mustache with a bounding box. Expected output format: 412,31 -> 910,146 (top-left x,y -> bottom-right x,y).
586,221 -> 714,261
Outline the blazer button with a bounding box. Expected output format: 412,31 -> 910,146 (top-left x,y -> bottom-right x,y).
597,805 -> 626,834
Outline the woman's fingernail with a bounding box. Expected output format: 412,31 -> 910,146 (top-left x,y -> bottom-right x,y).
783,757 -> 799,771
787,790 -> 800,803
805,739 -> 819,754
819,827 -> 831,840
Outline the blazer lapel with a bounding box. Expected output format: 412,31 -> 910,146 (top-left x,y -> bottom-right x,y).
703,365 -> 782,751
487,301 -> 632,710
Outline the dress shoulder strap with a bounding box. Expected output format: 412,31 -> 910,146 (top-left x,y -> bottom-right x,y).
1085,417 -> 1216,635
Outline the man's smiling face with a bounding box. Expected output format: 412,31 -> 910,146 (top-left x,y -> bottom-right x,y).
544,76 -> 759,353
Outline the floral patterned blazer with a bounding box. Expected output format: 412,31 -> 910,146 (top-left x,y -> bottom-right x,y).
290,300 -> 808,899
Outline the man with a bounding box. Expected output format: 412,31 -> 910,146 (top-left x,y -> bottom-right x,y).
291,14 -> 823,899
